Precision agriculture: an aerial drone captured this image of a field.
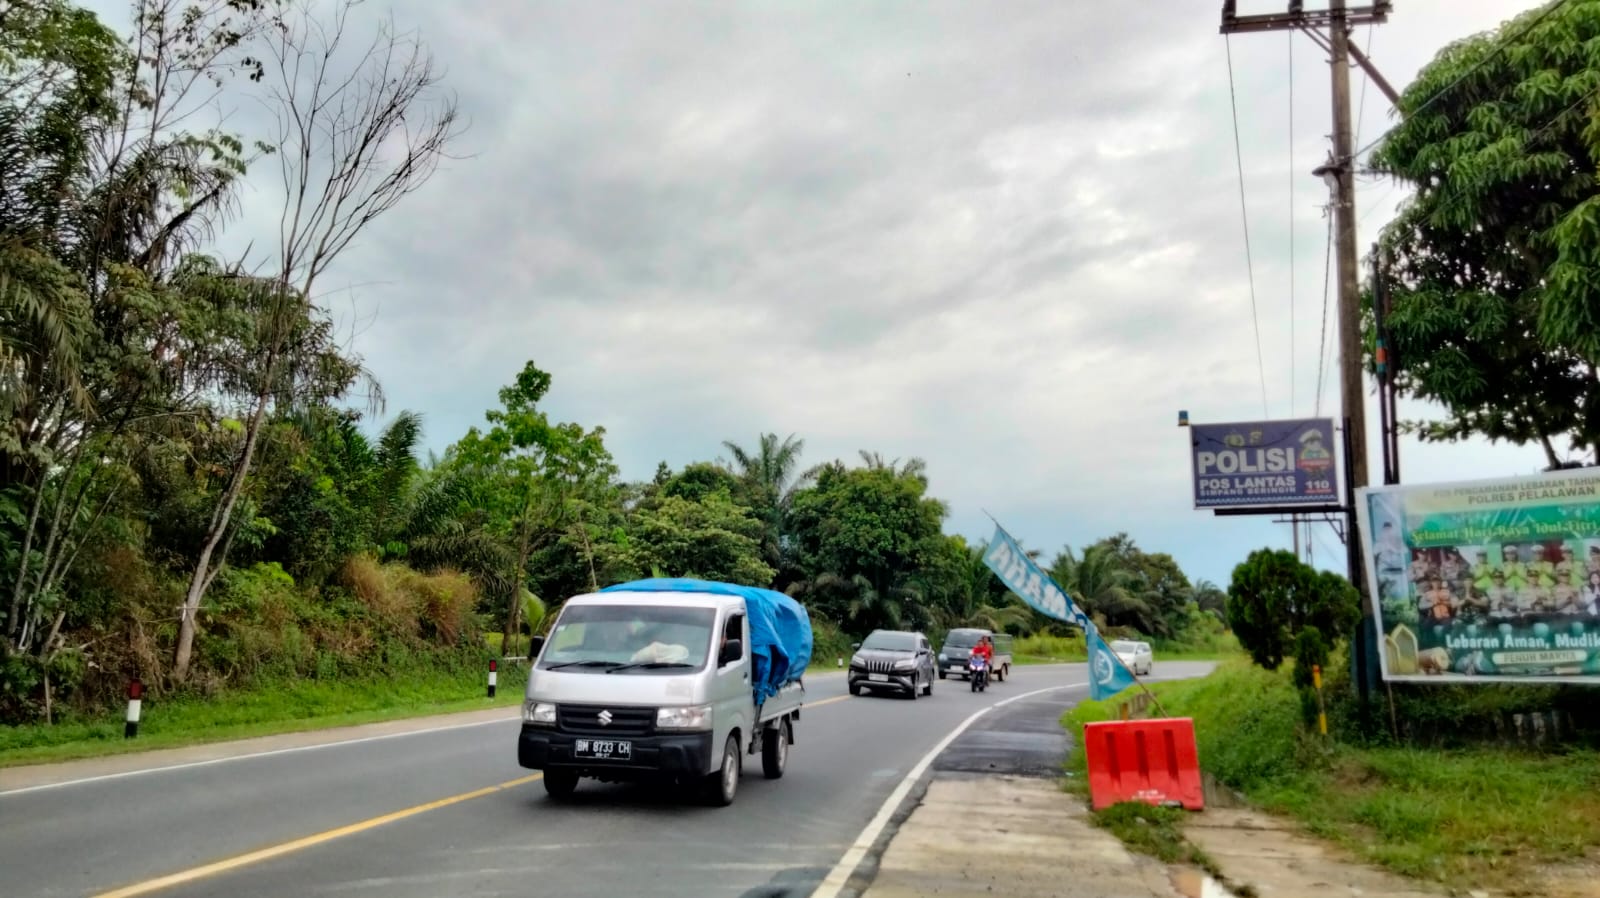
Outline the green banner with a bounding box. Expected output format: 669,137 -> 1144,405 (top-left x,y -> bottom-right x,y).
1357,470 -> 1600,684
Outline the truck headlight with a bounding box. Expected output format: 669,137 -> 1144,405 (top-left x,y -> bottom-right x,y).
893,658 -> 917,671
656,704 -> 712,730
523,701 -> 556,725
850,654 -> 865,668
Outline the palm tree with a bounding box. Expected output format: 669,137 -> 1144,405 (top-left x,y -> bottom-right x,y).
857,450 -> 928,484
1193,578 -> 1228,622
919,539 -> 1032,633
1048,543 -> 1161,635
720,432 -> 819,565
394,460 -> 518,604
368,411 -> 423,551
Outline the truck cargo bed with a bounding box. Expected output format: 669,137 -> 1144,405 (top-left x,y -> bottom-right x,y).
757,679 -> 804,723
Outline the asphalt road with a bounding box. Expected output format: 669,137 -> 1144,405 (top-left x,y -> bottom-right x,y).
1,661 -> 1215,898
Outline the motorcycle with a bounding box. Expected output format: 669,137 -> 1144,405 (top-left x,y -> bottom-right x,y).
968,653 -> 988,692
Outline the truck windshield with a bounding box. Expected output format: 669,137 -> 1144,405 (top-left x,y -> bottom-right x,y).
944,631 -> 982,648
539,604 -> 716,673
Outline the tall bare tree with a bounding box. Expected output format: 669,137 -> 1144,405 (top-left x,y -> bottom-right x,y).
172,0 -> 462,679
3,0 -> 276,664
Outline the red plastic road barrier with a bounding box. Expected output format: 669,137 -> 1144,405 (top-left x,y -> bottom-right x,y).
1082,717 -> 1204,811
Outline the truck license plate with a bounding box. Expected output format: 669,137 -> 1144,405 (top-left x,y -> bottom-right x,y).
574,739 -> 632,760
868,673 -> 888,682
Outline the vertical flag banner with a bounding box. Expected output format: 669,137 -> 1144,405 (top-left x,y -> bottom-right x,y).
1086,626 -> 1137,700
982,521 -> 1135,700
981,524 -> 1089,628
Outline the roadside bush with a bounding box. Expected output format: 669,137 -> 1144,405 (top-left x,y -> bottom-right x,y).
1017,632 -> 1088,660
340,556 -> 480,648
1227,549 -> 1358,671
811,617 -> 853,666
1151,606 -> 1239,655
1064,659 -> 1313,793
1319,647 -> 1600,749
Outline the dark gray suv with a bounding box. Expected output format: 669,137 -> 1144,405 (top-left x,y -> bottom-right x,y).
847,629 -> 936,698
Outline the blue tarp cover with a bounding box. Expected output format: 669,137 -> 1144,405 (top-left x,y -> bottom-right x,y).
598,578 -> 813,704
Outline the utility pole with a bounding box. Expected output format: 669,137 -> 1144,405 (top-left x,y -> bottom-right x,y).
1327,0 -> 1367,499
1219,1 -> 1393,709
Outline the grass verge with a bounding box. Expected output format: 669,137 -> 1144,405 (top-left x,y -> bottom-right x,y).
0,665 -> 529,769
1062,659 -> 1600,894
1058,701 -> 1238,892
1093,803 -> 1231,881
1015,634 -> 1087,665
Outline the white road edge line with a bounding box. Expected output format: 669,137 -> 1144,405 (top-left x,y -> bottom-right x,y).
0,714 -> 521,797
808,679 -> 1091,898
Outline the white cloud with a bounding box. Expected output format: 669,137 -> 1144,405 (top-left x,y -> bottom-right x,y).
77,0 -> 1554,585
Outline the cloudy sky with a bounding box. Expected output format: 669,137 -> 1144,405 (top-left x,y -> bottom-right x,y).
89,0 -> 1549,586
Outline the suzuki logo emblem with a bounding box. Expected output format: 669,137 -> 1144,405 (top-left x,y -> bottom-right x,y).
597,710 -> 613,726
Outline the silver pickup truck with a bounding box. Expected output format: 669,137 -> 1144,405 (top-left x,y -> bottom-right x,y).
937,628 -> 1015,682
517,582 -> 807,807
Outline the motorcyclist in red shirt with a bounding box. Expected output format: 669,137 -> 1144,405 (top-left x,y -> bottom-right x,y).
970,635 -> 994,664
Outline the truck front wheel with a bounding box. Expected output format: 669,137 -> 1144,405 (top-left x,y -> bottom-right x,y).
761,718 -> 790,780
704,733 -> 741,806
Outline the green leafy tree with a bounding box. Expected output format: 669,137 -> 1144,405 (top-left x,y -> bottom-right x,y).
1226,548 -> 1359,671
657,462 -> 744,505
1369,0 -> 1600,464
1087,532 -> 1194,636
604,492 -> 773,586
785,461 -> 947,632
919,535 -> 1030,633
0,0 -> 261,670
452,362 -> 617,650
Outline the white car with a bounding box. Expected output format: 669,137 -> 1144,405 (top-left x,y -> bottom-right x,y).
1110,640 -> 1153,676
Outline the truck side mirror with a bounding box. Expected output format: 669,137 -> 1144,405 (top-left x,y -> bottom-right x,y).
851,642 -> 860,650
527,635 -> 545,659
719,638 -> 743,667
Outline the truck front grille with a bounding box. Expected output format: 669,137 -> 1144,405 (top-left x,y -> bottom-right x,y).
557,704 -> 655,737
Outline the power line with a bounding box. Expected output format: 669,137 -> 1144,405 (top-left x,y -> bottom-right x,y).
1288,29 -> 1296,415
1312,526 -> 1342,569
1354,24 -> 1374,147
1224,34 -> 1271,417
1313,208 -> 1335,416
1353,0 -> 1574,163
1357,178 -> 1403,226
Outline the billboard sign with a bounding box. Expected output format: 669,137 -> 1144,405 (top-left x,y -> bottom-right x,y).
1189,417 -> 1339,509
1356,469 -> 1600,685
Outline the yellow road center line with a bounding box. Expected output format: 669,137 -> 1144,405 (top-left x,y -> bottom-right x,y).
94,774 -> 543,897
93,691 -> 860,896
